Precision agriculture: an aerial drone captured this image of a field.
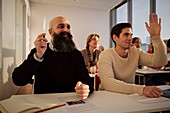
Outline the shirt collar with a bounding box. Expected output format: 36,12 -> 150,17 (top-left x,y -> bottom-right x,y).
49,40 -> 55,51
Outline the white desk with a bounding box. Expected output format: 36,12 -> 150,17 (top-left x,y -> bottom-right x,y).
136,68 -> 170,74
135,69 -> 170,85
2,91 -> 170,113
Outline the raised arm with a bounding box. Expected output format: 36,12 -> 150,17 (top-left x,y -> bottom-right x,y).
139,13 -> 167,67
12,33 -> 48,86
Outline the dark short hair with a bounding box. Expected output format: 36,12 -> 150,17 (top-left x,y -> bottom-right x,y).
167,39 -> 170,47
111,23 -> 132,45
132,37 -> 140,43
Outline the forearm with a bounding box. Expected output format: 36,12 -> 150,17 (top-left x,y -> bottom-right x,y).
140,35 -> 167,67
12,56 -> 41,86
79,73 -> 94,94
152,35 -> 167,66
99,69 -> 144,95
77,51 -> 94,94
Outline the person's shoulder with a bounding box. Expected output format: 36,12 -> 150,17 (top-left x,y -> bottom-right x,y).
100,48 -> 114,57
129,46 -> 143,54
29,47 -> 37,54
96,49 -> 101,54
130,46 -> 140,50
96,49 -> 100,52
99,48 -> 115,61
80,48 -> 86,53
72,49 -> 82,54
102,48 -> 114,53
71,49 -> 85,59
80,48 -> 87,55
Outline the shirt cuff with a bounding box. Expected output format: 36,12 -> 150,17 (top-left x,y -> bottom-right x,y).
133,84 -> 145,96
34,53 -> 44,62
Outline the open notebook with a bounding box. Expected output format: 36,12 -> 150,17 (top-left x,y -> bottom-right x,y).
0,95 -> 65,113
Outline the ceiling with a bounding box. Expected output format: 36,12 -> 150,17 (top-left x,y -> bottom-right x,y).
30,0 -> 123,11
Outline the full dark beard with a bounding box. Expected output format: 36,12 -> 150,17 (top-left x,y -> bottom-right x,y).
53,31 -> 76,53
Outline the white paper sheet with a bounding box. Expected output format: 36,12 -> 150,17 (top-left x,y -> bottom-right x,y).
157,85 -> 170,90
62,100 -> 101,113
50,95 -> 101,113
129,94 -> 170,104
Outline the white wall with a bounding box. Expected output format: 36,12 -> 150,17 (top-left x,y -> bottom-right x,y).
0,0 -> 18,100
0,0 -> 30,101
30,3 -> 109,50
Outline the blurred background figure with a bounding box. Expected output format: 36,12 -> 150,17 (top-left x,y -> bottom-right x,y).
81,34 -> 101,86
81,34 -> 101,73
99,45 -> 104,51
132,37 -> 141,48
167,39 -> 170,53
147,43 -> 154,54
132,37 -> 142,69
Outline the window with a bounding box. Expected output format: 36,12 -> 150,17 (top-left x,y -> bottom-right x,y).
156,0 -> 170,40
110,0 -> 167,52
109,0 -> 128,47
157,0 -> 170,58
132,0 -> 150,51
117,3 -> 128,24
132,0 -> 150,43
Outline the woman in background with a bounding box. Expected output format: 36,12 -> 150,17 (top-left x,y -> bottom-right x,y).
81,34 -> 101,75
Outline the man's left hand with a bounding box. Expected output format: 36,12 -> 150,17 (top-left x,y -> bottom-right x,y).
75,81 -> 90,100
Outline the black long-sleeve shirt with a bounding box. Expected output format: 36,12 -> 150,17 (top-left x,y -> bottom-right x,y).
12,44 -> 94,94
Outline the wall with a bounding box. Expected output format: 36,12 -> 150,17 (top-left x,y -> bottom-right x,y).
30,3 -> 109,50
0,0 -> 30,101
0,0 -> 18,100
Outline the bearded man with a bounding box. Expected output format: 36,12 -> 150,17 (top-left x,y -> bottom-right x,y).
12,16 -> 93,100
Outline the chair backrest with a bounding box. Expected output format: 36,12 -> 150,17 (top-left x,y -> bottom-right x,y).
95,74 -> 101,91
32,75 -> 35,94
16,84 -> 32,95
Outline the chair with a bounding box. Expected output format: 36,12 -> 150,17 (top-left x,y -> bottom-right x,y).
16,84 -> 32,95
95,74 -> 101,91
16,75 -> 35,95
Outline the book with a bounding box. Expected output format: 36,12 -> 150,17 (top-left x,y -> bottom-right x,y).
0,94 -> 66,113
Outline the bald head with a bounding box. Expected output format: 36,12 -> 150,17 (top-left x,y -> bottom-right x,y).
49,16 -> 69,30
49,16 -> 75,53
48,16 -> 71,38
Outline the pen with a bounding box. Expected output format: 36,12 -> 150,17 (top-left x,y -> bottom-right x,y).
43,16 -> 46,38
33,103 -> 66,113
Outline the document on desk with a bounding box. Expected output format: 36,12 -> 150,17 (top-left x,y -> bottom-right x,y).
157,85 -> 170,98
136,68 -> 158,73
61,99 -> 101,113
157,85 -> 170,90
129,94 -> 170,104
50,95 -> 101,113
51,95 -> 80,102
